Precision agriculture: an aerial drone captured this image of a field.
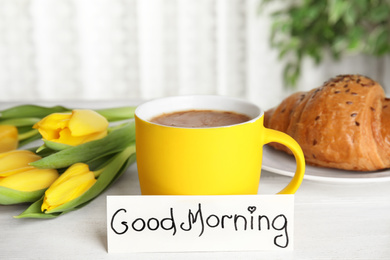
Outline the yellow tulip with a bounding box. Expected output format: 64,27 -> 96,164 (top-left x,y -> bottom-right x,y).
0,150 -> 59,192
33,109 -> 109,146
0,125 -> 18,153
41,163 -> 96,212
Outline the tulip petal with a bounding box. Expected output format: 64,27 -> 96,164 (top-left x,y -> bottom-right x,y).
33,110 -> 108,146
0,150 -> 41,172
68,110 -> 108,136
0,125 -> 18,153
33,113 -> 71,140
0,168 -> 59,192
43,176 -> 96,212
50,163 -> 91,187
41,163 -> 96,212
0,166 -> 35,177
0,149 -> 35,159
57,128 -> 88,146
34,113 -> 71,130
81,130 -> 108,143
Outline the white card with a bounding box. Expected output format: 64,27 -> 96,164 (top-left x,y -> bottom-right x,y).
107,195 -> 294,253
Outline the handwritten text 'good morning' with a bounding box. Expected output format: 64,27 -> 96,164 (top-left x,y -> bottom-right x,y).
110,203 -> 289,248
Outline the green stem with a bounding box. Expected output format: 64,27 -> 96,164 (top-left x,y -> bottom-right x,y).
18,129 -> 39,141
95,106 -> 136,122
93,145 -> 136,178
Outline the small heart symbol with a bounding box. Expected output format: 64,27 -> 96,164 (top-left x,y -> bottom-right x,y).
248,206 -> 256,214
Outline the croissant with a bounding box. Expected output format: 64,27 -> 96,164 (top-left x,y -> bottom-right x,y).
264,74 -> 390,171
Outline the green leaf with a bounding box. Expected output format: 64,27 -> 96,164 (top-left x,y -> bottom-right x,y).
328,0 -> 349,24
368,27 -> 390,56
342,6 -> 357,26
283,61 -> 301,88
354,0 -> 367,10
0,105 -> 69,119
347,27 -> 364,51
43,140 -> 72,151
14,198 -> 63,219
367,6 -> 390,23
30,122 -> 135,169
259,0 -> 390,89
0,186 -> 46,205
0,117 -> 41,126
332,36 -> 348,53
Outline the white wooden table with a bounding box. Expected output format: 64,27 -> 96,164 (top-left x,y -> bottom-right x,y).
1,101 -> 390,259
2,165 -> 390,260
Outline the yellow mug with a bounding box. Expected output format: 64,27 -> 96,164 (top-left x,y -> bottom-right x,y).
135,95 -> 305,195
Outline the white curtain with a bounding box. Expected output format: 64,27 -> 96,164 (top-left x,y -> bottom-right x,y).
0,0 -> 388,109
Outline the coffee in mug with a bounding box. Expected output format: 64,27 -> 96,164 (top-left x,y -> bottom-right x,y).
150,110 -> 251,128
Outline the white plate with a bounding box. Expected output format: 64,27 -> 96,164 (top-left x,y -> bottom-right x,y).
262,145 -> 390,183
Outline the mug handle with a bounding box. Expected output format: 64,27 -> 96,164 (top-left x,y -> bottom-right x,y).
263,128 -> 305,194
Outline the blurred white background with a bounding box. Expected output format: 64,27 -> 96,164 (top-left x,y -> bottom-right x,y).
1,0 -> 389,109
